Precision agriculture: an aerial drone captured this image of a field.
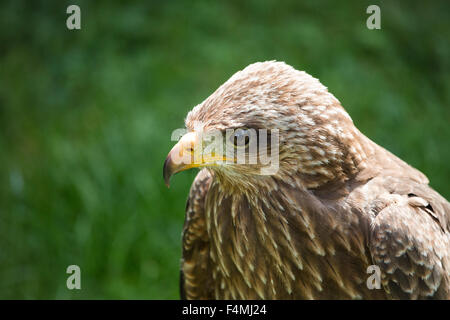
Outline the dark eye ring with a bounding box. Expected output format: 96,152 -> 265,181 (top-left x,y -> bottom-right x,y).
230,129 -> 251,148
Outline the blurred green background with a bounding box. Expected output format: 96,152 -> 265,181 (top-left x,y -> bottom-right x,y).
0,0 -> 449,299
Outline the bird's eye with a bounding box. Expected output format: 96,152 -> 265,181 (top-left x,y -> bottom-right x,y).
230,129 -> 251,148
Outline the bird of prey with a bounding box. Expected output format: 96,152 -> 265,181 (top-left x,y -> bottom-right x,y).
163,61 -> 450,299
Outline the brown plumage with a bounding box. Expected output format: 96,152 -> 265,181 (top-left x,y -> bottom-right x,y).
164,61 -> 450,299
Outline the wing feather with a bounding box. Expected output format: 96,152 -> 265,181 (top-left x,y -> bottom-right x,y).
369,178 -> 450,299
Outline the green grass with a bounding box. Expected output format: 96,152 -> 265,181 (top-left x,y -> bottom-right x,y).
0,0 -> 449,299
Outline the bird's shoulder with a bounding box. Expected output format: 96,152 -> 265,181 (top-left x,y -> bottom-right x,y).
365,175 -> 450,299
368,175 -> 450,233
